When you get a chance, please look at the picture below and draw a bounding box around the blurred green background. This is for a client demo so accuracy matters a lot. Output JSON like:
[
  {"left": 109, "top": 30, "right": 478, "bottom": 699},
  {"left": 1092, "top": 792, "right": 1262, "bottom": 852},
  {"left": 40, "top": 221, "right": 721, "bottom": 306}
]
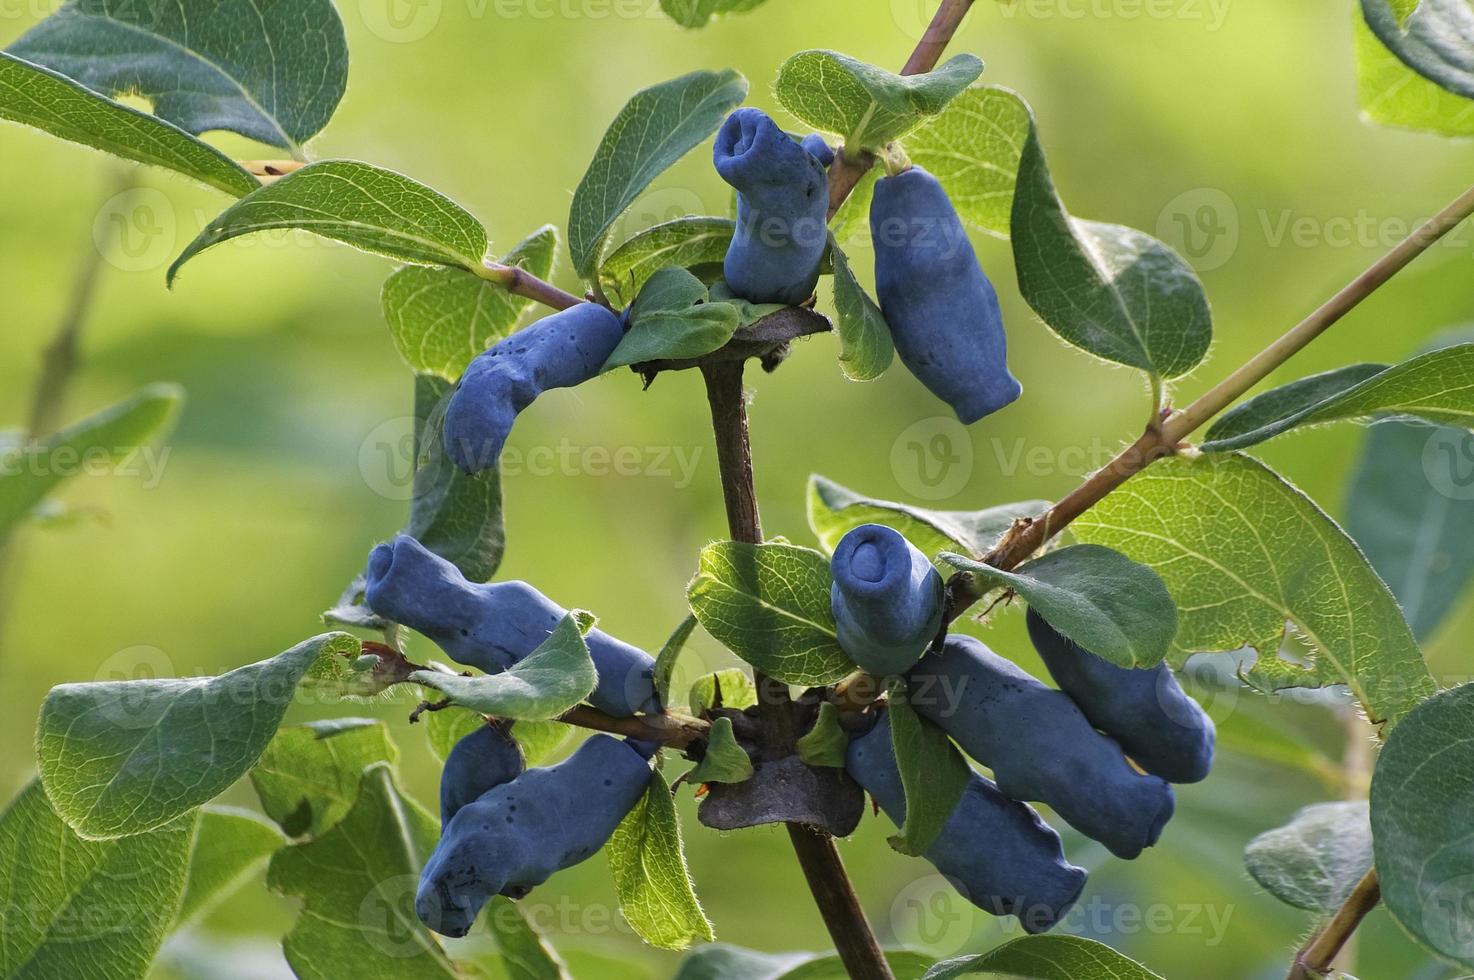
[{"left": 2, "top": 1, "right": 1472, "bottom": 977}]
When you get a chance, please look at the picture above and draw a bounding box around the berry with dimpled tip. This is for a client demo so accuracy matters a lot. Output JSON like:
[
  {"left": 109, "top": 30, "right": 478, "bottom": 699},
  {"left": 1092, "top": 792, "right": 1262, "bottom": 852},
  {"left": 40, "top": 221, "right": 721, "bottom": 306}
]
[{"left": 830, "top": 523, "right": 943, "bottom": 675}]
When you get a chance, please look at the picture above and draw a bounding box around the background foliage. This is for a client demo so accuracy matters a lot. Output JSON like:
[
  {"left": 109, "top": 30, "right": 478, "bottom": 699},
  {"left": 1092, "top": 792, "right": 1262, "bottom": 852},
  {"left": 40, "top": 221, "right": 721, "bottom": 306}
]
[{"left": 1, "top": 2, "right": 1472, "bottom": 977}]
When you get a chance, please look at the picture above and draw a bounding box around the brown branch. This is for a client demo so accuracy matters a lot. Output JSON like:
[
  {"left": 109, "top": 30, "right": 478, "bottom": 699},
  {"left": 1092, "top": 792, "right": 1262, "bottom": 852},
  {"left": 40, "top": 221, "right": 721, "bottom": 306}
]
[
  {"left": 479, "top": 260, "right": 588, "bottom": 311},
  {"left": 700, "top": 361, "right": 895, "bottom": 980},
  {"left": 938, "top": 177, "right": 1474, "bottom": 629},
  {"left": 559, "top": 704, "right": 710, "bottom": 748},
  {"left": 1285, "top": 870, "right": 1382, "bottom": 980}
]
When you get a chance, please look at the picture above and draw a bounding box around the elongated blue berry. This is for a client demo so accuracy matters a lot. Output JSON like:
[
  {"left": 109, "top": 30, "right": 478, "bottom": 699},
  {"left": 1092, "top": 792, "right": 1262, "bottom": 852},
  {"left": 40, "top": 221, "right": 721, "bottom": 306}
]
[
  {"left": 871, "top": 166, "right": 1021, "bottom": 424},
  {"left": 1026, "top": 609, "right": 1214, "bottom": 784},
  {"left": 417, "top": 734, "right": 652, "bottom": 937},
  {"left": 364, "top": 535, "right": 660, "bottom": 717},
  {"left": 846, "top": 712, "right": 1086, "bottom": 933},
  {"left": 440, "top": 721, "right": 525, "bottom": 829},
  {"left": 443, "top": 303, "right": 624, "bottom": 474},
  {"left": 830, "top": 524, "right": 943, "bottom": 675},
  {"left": 714, "top": 108, "right": 829, "bottom": 306},
  {"left": 908, "top": 634, "right": 1175, "bottom": 859}
]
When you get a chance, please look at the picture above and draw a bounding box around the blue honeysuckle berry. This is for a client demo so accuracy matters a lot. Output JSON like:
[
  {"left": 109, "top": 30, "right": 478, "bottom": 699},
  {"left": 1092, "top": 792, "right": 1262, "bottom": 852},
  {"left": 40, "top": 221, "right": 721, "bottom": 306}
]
[
  {"left": 830, "top": 523, "right": 944, "bottom": 676},
  {"left": 364, "top": 534, "right": 660, "bottom": 717},
  {"left": 845, "top": 710, "right": 1087, "bottom": 934},
  {"left": 870, "top": 166, "right": 1022, "bottom": 424},
  {"left": 416, "top": 733, "right": 654, "bottom": 938},
  {"left": 1026, "top": 609, "right": 1215, "bottom": 784},
  {"left": 439, "top": 720, "right": 525, "bottom": 830},
  {"left": 908, "top": 634, "right": 1175, "bottom": 860},
  {"left": 799, "top": 133, "right": 836, "bottom": 168},
  {"left": 714, "top": 107, "right": 830, "bottom": 306},
  {"left": 442, "top": 302, "right": 625, "bottom": 475}
]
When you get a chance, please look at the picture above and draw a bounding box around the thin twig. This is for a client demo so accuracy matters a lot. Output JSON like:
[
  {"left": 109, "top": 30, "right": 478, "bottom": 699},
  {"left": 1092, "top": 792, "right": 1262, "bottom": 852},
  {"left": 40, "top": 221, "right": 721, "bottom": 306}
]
[
  {"left": 938, "top": 177, "right": 1474, "bottom": 627},
  {"left": 478, "top": 259, "right": 588, "bottom": 311},
  {"left": 1285, "top": 869, "right": 1382, "bottom": 980}
]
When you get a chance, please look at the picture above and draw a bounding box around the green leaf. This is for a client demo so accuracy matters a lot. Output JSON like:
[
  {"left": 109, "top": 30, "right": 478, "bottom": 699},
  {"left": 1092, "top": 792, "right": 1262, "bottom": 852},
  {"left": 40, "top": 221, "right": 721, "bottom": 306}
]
[
  {"left": 422, "top": 703, "right": 487, "bottom": 762},
  {"left": 0, "top": 780, "right": 196, "bottom": 978},
  {"left": 9, "top": 0, "right": 347, "bottom": 150},
  {"left": 606, "top": 770, "right": 714, "bottom": 951},
  {"left": 659, "top": 0, "right": 770, "bottom": 28},
  {"left": 1371, "top": 682, "right": 1474, "bottom": 967},
  {"left": 829, "top": 244, "right": 894, "bottom": 381},
  {"left": 406, "top": 374, "right": 504, "bottom": 582},
  {"left": 37, "top": 631, "right": 359, "bottom": 839},
  {"left": 796, "top": 702, "right": 848, "bottom": 768},
  {"left": 0, "top": 383, "right": 182, "bottom": 538},
  {"left": 599, "top": 217, "right": 735, "bottom": 308},
  {"left": 0, "top": 53, "right": 257, "bottom": 196},
  {"left": 906, "top": 86, "right": 1030, "bottom": 238},
  {"left": 807, "top": 474, "right": 1046, "bottom": 559},
  {"left": 569, "top": 69, "right": 748, "bottom": 278},
  {"left": 774, "top": 51, "right": 984, "bottom": 151},
  {"left": 689, "top": 667, "right": 758, "bottom": 715},
  {"left": 168, "top": 160, "right": 489, "bottom": 284},
  {"left": 1012, "top": 112, "right": 1211, "bottom": 379},
  {"left": 1073, "top": 454, "right": 1436, "bottom": 726},
  {"left": 688, "top": 717, "right": 754, "bottom": 784},
  {"left": 485, "top": 895, "right": 570, "bottom": 980},
  {"left": 410, "top": 612, "right": 598, "bottom": 720},
  {"left": 687, "top": 540, "right": 852, "bottom": 686},
  {"left": 1394, "top": 0, "right": 1424, "bottom": 24},
  {"left": 176, "top": 806, "right": 286, "bottom": 926},
  {"left": 1362, "top": 0, "right": 1474, "bottom": 102},
  {"left": 887, "top": 682, "right": 970, "bottom": 856},
  {"left": 1204, "top": 345, "right": 1474, "bottom": 452},
  {"left": 654, "top": 614, "right": 700, "bottom": 705},
  {"left": 268, "top": 763, "right": 456, "bottom": 979},
  {"left": 250, "top": 718, "right": 399, "bottom": 839},
  {"left": 1346, "top": 417, "right": 1474, "bottom": 642},
  {"left": 940, "top": 544, "right": 1177, "bottom": 669},
  {"left": 605, "top": 267, "right": 742, "bottom": 369},
  {"left": 922, "top": 935, "right": 1163, "bottom": 980},
  {"left": 1244, "top": 801, "right": 1373, "bottom": 914},
  {"left": 384, "top": 226, "right": 558, "bottom": 380},
  {"left": 1356, "top": 12, "right": 1474, "bottom": 136},
  {"left": 510, "top": 720, "right": 574, "bottom": 766},
  {"left": 675, "top": 945, "right": 935, "bottom": 980}
]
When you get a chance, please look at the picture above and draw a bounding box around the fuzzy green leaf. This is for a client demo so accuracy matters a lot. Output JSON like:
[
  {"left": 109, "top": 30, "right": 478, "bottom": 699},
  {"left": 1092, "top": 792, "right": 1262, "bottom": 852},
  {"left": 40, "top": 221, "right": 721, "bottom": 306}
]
[
  {"left": 1362, "top": 0, "right": 1474, "bottom": 101},
  {"left": 485, "top": 895, "right": 570, "bottom": 980},
  {"left": 384, "top": 226, "right": 558, "bottom": 380},
  {"left": 940, "top": 544, "right": 1178, "bottom": 669},
  {"left": 599, "top": 217, "right": 734, "bottom": 308},
  {"left": 923, "top": 936, "right": 1163, "bottom": 980},
  {"left": 887, "top": 683, "right": 970, "bottom": 857},
  {"left": 654, "top": 614, "right": 700, "bottom": 705},
  {"left": 774, "top": 51, "right": 983, "bottom": 151},
  {"left": 569, "top": 69, "right": 748, "bottom": 278},
  {"left": 606, "top": 770, "right": 714, "bottom": 951},
  {"left": 250, "top": 718, "right": 399, "bottom": 839},
  {"left": 1074, "top": 454, "right": 1436, "bottom": 727},
  {"left": 1371, "top": 682, "right": 1474, "bottom": 968},
  {"left": 660, "top": 0, "right": 770, "bottom": 28},
  {"left": 37, "top": 632, "right": 359, "bottom": 839},
  {"left": 410, "top": 612, "right": 598, "bottom": 720},
  {"left": 829, "top": 244, "right": 893, "bottom": 381},
  {"left": 605, "top": 267, "right": 741, "bottom": 369},
  {"left": 687, "top": 717, "right": 754, "bottom": 784},
  {"left": 796, "top": 702, "right": 848, "bottom": 769},
  {"left": 1356, "top": 12, "right": 1474, "bottom": 136},
  {"left": 176, "top": 806, "right": 286, "bottom": 926},
  {"left": 0, "top": 53, "right": 257, "bottom": 196},
  {"left": 1204, "top": 345, "right": 1474, "bottom": 452},
  {"left": 1244, "top": 801, "right": 1373, "bottom": 914},
  {"left": 687, "top": 540, "right": 852, "bottom": 686},
  {"left": 906, "top": 85, "right": 1030, "bottom": 238},
  {"left": 688, "top": 668, "right": 758, "bottom": 715},
  {"left": 169, "top": 160, "right": 489, "bottom": 284}
]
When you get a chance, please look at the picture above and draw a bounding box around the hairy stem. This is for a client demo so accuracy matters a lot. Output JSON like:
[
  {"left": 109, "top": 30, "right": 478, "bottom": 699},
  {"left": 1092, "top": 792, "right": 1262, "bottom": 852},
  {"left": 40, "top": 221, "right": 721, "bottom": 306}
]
[
  {"left": 940, "top": 177, "right": 1474, "bottom": 623},
  {"left": 1285, "top": 869, "right": 1382, "bottom": 980},
  {"left": 700, "top": 360, "right": 895, "bottom": 980},
  {"left": 477, "top": 260, "right": 588, "bottom": 311}
]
